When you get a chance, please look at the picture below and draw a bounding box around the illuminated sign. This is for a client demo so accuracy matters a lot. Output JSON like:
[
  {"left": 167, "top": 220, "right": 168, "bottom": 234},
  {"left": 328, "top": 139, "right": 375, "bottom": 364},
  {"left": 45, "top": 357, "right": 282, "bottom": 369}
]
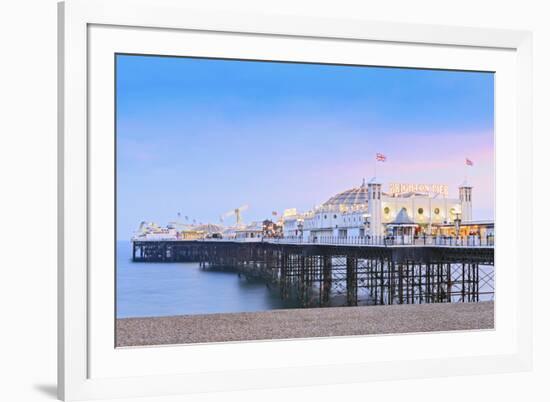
[
  {"left": 283, "top": 208, "right": 298, "bottom": 217},
  {"left": 388, "top": 183, "right": 449, "bottom": 197}
]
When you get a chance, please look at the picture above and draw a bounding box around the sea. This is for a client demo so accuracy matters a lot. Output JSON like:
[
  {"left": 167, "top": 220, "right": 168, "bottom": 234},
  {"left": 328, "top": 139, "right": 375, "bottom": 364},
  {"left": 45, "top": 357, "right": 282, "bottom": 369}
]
[{"left": 116, "top": 241, "right": 301, "bottom": 318}]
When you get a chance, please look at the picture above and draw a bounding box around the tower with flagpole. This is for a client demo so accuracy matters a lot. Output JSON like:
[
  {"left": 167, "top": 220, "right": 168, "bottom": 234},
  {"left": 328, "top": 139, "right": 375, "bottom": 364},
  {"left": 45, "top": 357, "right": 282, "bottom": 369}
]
[
  {"left": 367, "top": 152, "right": 386, "bottom": 237},
  {"left": 459, "top": 158, "right": 474, "bottom": 222},
  {"left": 367, "top": 177, "right": 383, "bottom": 237}
]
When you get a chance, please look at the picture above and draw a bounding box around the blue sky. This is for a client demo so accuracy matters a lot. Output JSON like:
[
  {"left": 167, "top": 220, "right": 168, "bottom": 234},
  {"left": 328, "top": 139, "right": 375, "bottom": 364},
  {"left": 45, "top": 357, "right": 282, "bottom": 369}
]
[{"left": 116, "top": 54, "right": 494, "bottom": 240}]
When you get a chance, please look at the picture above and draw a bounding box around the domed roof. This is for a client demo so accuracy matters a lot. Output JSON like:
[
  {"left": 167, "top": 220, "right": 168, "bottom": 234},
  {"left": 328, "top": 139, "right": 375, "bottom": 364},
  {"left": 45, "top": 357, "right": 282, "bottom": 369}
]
[{"left": 323, "top": 180, "right": 369, "bottom": 207}]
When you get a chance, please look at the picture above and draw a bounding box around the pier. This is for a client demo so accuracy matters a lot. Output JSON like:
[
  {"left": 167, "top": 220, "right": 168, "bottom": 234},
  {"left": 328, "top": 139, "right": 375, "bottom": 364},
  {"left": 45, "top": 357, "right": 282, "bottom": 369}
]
[{"left": 131, "top": 239, "right": 494, "bottom": 307}]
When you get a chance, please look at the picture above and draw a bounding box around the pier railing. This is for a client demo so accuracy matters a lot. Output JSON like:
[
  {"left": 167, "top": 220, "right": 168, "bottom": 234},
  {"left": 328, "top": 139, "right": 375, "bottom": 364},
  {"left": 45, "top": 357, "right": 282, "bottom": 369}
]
[
  {"left": 266, "top": 234, "right": 494, "bottom": 247},
  {"left": 134, "top": 234, "right": 495, "bottom": 247}
]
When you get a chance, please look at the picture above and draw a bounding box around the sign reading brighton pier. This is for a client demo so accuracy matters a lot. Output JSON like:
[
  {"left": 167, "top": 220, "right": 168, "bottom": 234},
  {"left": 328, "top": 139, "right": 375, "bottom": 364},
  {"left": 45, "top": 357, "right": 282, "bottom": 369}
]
[{"left": 388, "top": 183, "right": 449, "bottom": 197}]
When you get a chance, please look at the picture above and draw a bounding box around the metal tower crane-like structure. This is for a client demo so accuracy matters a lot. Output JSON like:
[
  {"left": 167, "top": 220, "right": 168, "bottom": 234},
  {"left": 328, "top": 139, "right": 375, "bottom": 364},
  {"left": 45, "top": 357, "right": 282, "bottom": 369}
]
[{"left": 220, "top": 205, "right": 249, "bottom": 227}]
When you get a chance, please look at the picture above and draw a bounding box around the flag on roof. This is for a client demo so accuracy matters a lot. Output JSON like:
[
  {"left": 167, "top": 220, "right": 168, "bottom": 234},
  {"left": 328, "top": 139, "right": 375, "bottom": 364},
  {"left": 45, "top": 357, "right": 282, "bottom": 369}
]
[
  {"left": 376, "top": 153, "right": 387, "bottom": 162},
  {"left": 466, "top": 158, "right": 474, "bottom": 166}
]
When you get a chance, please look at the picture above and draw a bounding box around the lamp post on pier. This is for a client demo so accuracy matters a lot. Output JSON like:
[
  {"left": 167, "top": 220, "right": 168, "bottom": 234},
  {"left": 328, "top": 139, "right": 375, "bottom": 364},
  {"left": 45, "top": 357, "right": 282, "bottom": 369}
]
[{"left": 454, "top": 212, "right": 462, "bottom": 245}]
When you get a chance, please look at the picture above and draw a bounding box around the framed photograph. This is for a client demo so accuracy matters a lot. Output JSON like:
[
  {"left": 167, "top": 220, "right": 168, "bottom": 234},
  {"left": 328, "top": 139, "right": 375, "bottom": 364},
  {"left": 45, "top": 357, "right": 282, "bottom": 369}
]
[{"left": 58, "top": 0, "right": 533, "bottom": 400}]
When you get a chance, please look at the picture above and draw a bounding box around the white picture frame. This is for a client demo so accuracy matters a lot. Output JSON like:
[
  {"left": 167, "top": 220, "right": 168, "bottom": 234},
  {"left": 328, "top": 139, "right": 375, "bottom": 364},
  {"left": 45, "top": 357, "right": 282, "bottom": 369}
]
[{"left": 58, "top": 0, "right": 533, "bottom": 400}]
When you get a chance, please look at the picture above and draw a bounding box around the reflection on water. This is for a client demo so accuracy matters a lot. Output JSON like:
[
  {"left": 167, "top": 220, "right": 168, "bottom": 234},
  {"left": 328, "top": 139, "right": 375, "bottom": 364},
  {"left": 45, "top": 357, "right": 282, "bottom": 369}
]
[{"left": 116, "top": 241, "right": 300, "bottom": 318}]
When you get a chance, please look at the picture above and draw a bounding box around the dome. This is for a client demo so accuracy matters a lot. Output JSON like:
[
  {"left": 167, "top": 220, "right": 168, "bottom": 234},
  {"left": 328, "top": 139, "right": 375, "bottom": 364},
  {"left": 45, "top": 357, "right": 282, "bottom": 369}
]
[{"left": 322, "top": 180, "right": 369, "bottom": 207}]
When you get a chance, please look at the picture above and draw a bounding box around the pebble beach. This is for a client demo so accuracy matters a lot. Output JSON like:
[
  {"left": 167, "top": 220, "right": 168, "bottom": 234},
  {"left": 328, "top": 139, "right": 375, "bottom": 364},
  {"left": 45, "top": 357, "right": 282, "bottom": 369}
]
[{"left": 116, "top": 301, "right": 494, "bottom": 347}]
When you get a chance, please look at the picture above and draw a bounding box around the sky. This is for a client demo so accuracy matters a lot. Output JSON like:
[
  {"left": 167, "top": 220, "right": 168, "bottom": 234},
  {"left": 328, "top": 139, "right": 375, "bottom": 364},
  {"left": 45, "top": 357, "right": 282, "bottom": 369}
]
[{"left": 116, "top": 54, "right": 494, "bottom": 240}]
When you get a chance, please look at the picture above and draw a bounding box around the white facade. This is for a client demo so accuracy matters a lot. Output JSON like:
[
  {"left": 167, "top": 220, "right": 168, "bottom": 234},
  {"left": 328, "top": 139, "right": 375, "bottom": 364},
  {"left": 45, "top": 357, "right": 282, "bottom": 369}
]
[
  {"left": 301, "top": 207, "right": 369, "bottom": 240},
  {"left": 282, "top": 215, "right": 302, "bottom": 238},
  {"left": 283, "top": 179, "right": 471, "bottom": 240},
  {"left": 234, "top": 222, "right": 263, "bottom": 239},
  {"left": 133, "top": 222, "right": 178, "bottom": 240}
]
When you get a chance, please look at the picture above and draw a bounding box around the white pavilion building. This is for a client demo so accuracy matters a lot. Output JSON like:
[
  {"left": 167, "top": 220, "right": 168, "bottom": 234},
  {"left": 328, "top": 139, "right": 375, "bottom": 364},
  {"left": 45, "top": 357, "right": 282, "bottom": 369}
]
[{"left": 282, "top": 178, "right": 481, "bottom": 242}]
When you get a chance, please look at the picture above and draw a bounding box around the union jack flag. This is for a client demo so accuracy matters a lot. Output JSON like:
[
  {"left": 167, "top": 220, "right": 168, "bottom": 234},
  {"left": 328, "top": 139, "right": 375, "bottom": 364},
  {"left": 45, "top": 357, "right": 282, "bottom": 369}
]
[
  {"left": 376, "top": 153, "right": 387, "bottom": 162},
  {"left": 465, "top": 158, "right": 474, "bottom": 166}
]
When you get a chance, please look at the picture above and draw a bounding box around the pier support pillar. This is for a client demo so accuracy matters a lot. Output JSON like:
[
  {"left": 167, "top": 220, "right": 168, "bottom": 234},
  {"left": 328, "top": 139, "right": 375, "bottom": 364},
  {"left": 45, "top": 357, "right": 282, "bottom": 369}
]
[
  {"left": 346, "top": 256, "right": 358, "bottom": 306},
  {"left": 321, "top": 255, "right": 332, "bottom": 306}
]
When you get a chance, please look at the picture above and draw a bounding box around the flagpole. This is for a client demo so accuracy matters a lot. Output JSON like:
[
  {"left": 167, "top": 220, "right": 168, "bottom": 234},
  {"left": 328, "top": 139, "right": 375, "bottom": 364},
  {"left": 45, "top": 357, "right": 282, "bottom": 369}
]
[{"left": 464, "top": 158, "right": 473, "bottom": 183}]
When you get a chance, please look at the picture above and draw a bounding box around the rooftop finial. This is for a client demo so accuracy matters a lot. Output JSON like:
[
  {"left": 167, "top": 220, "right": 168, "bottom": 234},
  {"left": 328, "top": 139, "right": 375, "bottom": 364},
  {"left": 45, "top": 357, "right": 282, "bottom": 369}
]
[{"left": 361, "top": 177, "right": 366, "bottom": 187}]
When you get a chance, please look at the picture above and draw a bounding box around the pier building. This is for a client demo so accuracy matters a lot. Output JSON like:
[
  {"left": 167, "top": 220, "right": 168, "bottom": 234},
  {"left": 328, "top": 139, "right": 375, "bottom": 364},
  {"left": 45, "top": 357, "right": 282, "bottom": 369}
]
[
  {"left": 132, "top": 178, "right": 492, "bottom": 246},
  {"left": 282, "top": 178, "right": 480, "bottom": 242},
  {"left": 234, "top": 222, "right": 263, "bottom": 240}
]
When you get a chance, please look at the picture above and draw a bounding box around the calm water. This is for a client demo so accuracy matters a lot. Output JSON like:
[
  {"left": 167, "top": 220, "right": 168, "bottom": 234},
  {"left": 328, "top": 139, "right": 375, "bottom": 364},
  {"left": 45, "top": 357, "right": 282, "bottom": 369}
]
[{"left": 116, "top": 241, "right": 301, "bottom": 318}]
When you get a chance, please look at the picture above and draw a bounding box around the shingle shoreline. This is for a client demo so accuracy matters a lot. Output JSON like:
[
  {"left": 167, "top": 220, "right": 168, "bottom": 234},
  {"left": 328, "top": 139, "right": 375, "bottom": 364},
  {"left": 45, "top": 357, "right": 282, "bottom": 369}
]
[{"left": 116, "top": 301, "right": 494, "bottom": 347}]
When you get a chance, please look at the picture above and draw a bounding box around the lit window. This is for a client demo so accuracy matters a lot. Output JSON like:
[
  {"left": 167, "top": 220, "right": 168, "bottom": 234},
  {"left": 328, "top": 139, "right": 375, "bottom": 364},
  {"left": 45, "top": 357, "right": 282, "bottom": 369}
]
[
  {"left": 384, "top": 207, "right": 390, "bottom": 214},
  {"left": 434, "top": 208, "right": 440, "bottom": 215}
]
